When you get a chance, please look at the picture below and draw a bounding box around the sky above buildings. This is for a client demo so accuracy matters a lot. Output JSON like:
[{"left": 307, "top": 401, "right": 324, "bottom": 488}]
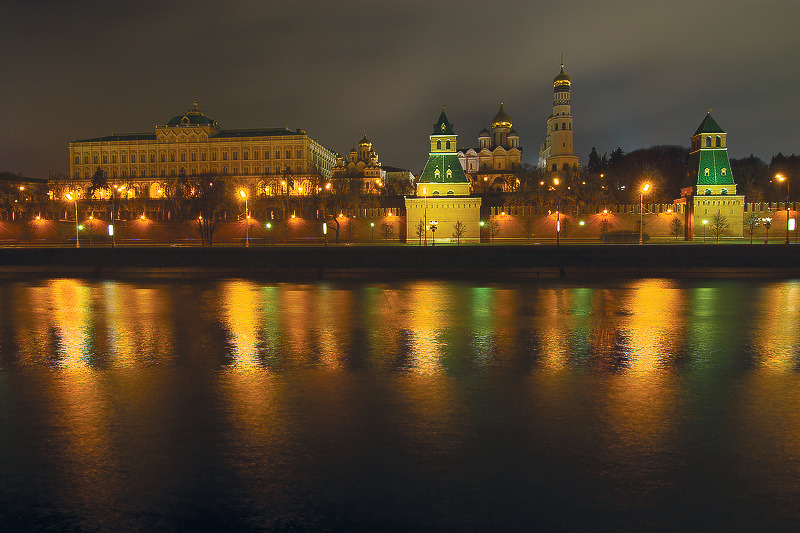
[{"left": 1, "top": 0, "right": 798, "bottom": 178}]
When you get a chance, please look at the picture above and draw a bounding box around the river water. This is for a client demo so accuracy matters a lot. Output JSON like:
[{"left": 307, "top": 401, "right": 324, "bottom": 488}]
[{"left": 1, "top": 278, "right": 800, "bottom": 531}]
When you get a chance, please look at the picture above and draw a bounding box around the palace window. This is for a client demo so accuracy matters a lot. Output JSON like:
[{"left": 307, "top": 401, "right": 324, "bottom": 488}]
[
  {"left": 296, "top": 149, "right": 302, "bottom": 158},
  {"left": 121, "top": 154, "right": 126, "bottom": 163},
  {"left": 253, "top": 149, "right": 259, "bottom": 159},
  {"left": 275, "top": 149, "right": 280, "bottom": 159},
  {"left": 191, "top": 152, "right": 196, "bottom": 162},
  {"left": 170, "top": 152, "right": 176, "bottom": 162},
  {"left": 222, "top": 151, "right": 228, "bottom": 161},
  {"left": 232, "top": 150, "right": 238, "bottom": 160},
  {"left": 243, "top": 150, "right": 249, "bottom": 160},
  {"left": 285, "top": 149, "right": 291, "bottom": 159},
  {"left": 180, "top": 152, "right": 186, "bottom": 162},
  {"left": 265, "top": 149, "right": 269, "bottom": 159},
  {"left": 74, "top": 155, "right": 80, "bottom": 165},
  {"left": 149, "top": 153, "right": 154, "bottom": 163},
  {"left": 93, "top": 154, "right": 99, "bottom": 164},
  {"left": 103, "top": 155, "right": 107, "bottom": 164},
  {"left": 84, "top": 154, "right": 89, "bottom": 164},
  {"left": 161, "top": 153, "right": 165, "bottom": 162},
  {"left": 212, "top": 151, "right": 217, "bottom": 161},
  {"left": 201, "top": 151, "right": 207, "bottom": 161}
]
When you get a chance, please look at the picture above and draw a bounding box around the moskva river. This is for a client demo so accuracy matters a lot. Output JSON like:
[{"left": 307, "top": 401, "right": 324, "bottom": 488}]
[{"left": 1, "top": 278, "right": 800, "bottom": 531}]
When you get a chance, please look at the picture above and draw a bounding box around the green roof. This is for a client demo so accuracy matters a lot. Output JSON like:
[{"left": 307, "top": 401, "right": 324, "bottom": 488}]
[
  {"left": 688, "top": 149, "right": 734, "bottom": 187},
  {"left": 693, "top": 113, "right": 725, "bottom": 136},
  {"left": 73, "top": 133, "right": 156, "bottom": 143},
  {"left": 418, "top": 154, "right": 469, "bottom": 184},
  {"left": 432, "top": 107, "right": 455, "bottom": 135}
]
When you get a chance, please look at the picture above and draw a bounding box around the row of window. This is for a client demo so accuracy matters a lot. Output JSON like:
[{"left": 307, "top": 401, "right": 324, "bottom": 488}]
[
  {"left": 693, "top": 135, "right": 724, "bottom": 150},
  {"left": 75, "top": 163, "right": 306, "bottom": 179},
  {"left": 553, "top": 122, "right": 572, "bottom": 132},
  {"left": 703, "top": 167, "right": 727, "bottom": 176},
  {"left": 74, "top": 147, "right": 307, "bottom": 166}
]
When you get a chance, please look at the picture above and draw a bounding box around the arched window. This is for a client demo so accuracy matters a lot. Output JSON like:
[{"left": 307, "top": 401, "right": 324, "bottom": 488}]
[
  {"left": 170, "top": 152, "right": 176, "bottom": 162},
  {"left": 554, "top": 124, "right": 558, "bottom": 131},
  {"left": 716, "top": 136, "right": 721, "bottom": 147},
  {"left": 447, "top": 190, "right": 455, "bottom": 196},
  {"left": 705, "top": 189, "right": 712, "bottom": 195},
  {"left": 243, "top": 150, "right": 249, "bottom": 160},
  {"left": 435, "top": 169, "right": 440, "bottom": 180},
  {"left": 446, "top": 169, "right": 452, "bottom": 180},
  {"left": 562, "top": 122, "right": 566, "bottom": 130},
  {"left": 704, "top": 168, "right": 710, "bottom": 176},
  {"left": 446, "top": 140, "right": 451, "bottom": 150},
  {"left": 721, "top": 188, "right": 728, "bottom": 195},
  {"left": 232, "top": 150, "right": 238, "bottom": 160},
  {"left": 285, "top": 149, "right": 291, "bottom": 159},
  {"left": 437, "top": 140, "right": 441, "bottom": 150},
  {"left": 432, "top": 191, "right": 440, "bottom": 196},
  {"left": 706, "top": 137, "right": 711, "bottom": 147},
  {"left": 721, "top": 168, "right": 727, "bottom": 176}
]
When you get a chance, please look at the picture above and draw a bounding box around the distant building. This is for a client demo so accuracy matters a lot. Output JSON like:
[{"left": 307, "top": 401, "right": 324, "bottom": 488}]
[
  {"left": 405, "top": 107, "right": 481, "bottom": 244},
  {"left": 331, "top": 135, "right": 385, "bottom": 194},
  {"left": 680, "top": 112, "right": 744, "bottom": 239},
  {"left": 66, "top": 100, "right": 336, "bottom": 200},
  {"left": 457, "top": 103, "right": 523, "bottom": 193},
  {"left": 539, "top": 62, "right": 579, "bottom": 174}
]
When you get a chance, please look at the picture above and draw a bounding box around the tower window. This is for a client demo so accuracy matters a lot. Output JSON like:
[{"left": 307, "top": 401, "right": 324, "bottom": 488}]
[
  {"left": 446, "top": 140, "right": 451, "bottom": 150},
  {"left": 554, "top": 124, "right": 558, "bottom": 131},
  {"left": 437, "top": 140, "right": 441, "bottom": 149},
  {"left": 706, "top": 137, "right": 711, "bottom": 147},
  {"left": 721, "top": 168, "right": 727, "bottom": 176},
  {"left": 446, "top": 169, "right": 452, "bottom": 180},
  {"left": 704, "top": 168, "right": 710, "bottom": 176},
  {"left": 435, "top": 169, "right": 440, "bottom": 180},
  {"left": 562, "top": 122, "right": 566, "bottom": 129},
  {"left": 716, "top": 136, "right": 721, "bottom": 147}
]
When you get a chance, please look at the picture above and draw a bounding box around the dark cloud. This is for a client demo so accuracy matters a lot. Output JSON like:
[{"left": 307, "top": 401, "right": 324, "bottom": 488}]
[{"left": 1, "top": 0, "right": 798, "bottom": 177}]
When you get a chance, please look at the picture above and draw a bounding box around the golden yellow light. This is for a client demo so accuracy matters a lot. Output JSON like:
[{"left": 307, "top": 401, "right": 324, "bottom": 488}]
[
  {"left": 642, "top": 183, "right": 651, "bottom": 193},
  {"left": 553, "top": 178, "right": 560, "bottom": 186},
  {"left": 239, "top": 190, "right": 246, "bottom": 198},
  {"left": 776, "top": 174, "right": 785, "bottom": 183}
]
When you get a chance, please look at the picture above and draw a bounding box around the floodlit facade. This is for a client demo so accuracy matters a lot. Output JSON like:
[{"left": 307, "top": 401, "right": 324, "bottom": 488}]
[
  {"left": 405, "top": 107, "right": 481, "bottom": 244},
  {"left": 680, "top": 112, "right": 744, "bottom": 239},
  {"left": 539, "top": 62, "right": 579, "bottom": 174},
  {"left": 331, "top": 135, "right": 384, "bottom": 193},
  {"left": 457, "top": 103, "right": 523, "bottom": 193},
  {"left": 66, "top": 100, "right": 337, "bottom": 199}
]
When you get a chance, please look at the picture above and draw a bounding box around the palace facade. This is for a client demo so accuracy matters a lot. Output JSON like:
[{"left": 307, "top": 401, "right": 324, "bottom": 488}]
[
  {"left": 457, "top": 103, "right": 523, "bottom": 193},
  {"left": 66, "top": 100, "right": 337, "bottom": 200}
]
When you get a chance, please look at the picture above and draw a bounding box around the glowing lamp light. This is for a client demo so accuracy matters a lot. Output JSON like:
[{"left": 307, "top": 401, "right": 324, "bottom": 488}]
[
  {"left": 239, "top": 190, "right": 246, "bottom": 198},
  {"left": 501, "top": 212, "right": 506, "bottom": 216},
  {"left": 789, "top": 219, "right": 796, "bottom": 231},
  {"left": 643, "top": 183, "right": 651, "bottom": 193},
  {"left": 77, "top": 225, "right": 84, "bottom": 230},
  {"left": 702, "top": 219, "right": 708, "bottom": 225},
  {"left": 579, "top": 220, "right": 585, "bottom": 226},
  {"left": 480, "top": 221, "right": 485, "bottom": 227},
  {"left": 140, "top": 214, "right": 146, "bottom": 220},
  {"left": 266, "top": 222, "right": 272, "bottom": 229},
  {"left": 603, "top": 209, "right": 608, "bottom": 214}
]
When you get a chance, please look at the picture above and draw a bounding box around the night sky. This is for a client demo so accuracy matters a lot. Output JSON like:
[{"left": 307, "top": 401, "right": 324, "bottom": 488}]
[{"left": 2, "top": 0, "right": 798, "bottom": 178}]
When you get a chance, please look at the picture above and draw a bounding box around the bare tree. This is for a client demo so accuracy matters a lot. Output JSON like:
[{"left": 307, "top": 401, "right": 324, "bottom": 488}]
[
  {"left": 711, "top": 212, "right": 729, "bottom": 244},
  {"left": 415, "top": 220, "right": 425, "bottom": 245},
  {"left": 488, "top": 219, "right": 500, "bottom": 242},
  {"left": 452, "top": 220, "right": 466, "bottom": 245},
  {"left": 746, "top": 211, "right": 761, "bottom": 244},
  {"left": 380, "top": 222, "right": 394, "bottom": 241},
  {"left": 523, "top": 217, "right": 535, "bottom": 243},
  {"left": 599, "top": 219, "right": 613, "bottom": 243},
  {"left": 184, "top": 174, "right": 229, "bottom": 245},
  {"left": 670, "top": 217, "right": 683, "bottom": 242}
]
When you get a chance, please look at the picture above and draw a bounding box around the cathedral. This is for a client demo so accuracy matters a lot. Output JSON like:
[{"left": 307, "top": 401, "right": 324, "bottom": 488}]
[
  {"left": 539, "top": 62, "right": 580, "bottom": 173},
  {"left": 457, "top": 103, "right": 523, "bottom": 193},
  {"left": 331, "top": 135, "right": 384, "bottom": 194}
]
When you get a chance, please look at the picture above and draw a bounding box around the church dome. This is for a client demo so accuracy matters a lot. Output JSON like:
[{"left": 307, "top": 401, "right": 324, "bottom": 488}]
[
  {"left": 508, "top": 129, "right": 519, "bottom": 137},
  {"left": 491, "top": 103, "right": 513, "bottom": 128},
  {"left": 167, "top": 100, "right": 216, "bottom": 126},
  {"left": 349, "top": 146, "right": 358, "bottom": 154},
  {"left": 554, "top": 64, "right": 571, "bottom": 86},
  {"left": 479, "top": 127, "right": 490, "bottom": 138},
  {"left": 359, "top": 134, "right": 371, "bottom": 145}
]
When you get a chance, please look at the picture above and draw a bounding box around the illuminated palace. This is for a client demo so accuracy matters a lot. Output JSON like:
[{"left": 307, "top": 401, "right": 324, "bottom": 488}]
[
  {"left": 67, "top": 100, "right": 337, "bottom": 199},
  {"left": 405, "top": 107, "right": 481, "bottom": 243},
  {"left": 457, "top": 103, "right": 523, "bottom": 193},
  {"left": 680, "top": 112, "right": 744, "bottom": 239},
  {"left": 538, "top": 62, "right": 580, "bottom": 173}
]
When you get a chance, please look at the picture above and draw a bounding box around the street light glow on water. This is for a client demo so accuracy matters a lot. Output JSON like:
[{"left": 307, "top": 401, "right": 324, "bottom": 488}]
[{"left": 2, "top": 278, "right": 800, "bottom": 530}]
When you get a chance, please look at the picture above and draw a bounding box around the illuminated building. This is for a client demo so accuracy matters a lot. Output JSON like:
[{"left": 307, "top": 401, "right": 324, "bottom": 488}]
[
  {"left": 331, "top": 135, "right": 384, "bottom": 194},
  {"left": 538, "top": 61, "right": 580, "bottom": 174},
  {"left": 405, "top": 107, "right": 481, "bottom": 243},
  {"left": 457, "top": 103, "right": 523, "bottom": 193},
  {"left": 680, "top": 112, "right": 744, "bottom": 239},
  {"left": 66, "top": 100, "right": 337, "bottom": 199}
]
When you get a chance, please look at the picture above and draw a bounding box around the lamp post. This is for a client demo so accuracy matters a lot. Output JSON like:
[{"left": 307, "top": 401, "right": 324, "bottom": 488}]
[
  {"left": 579, "top": 220, "right": 585, "bottom": 243},
  {"left": 422, "top": 186, "right": 428, "bottom": 246},
  {"left": 429, "top": 220, "right": 438, "bottom": 246},
  {"left": 553, "top": 178, "right": 561, "bottom": 246},
  {"left": 702, "top": 219, "right": 708, "bottom": 243},
  {"left": 239, "top": 189, "right": 249, "bottom": 247},
  {"left": 370, "top": 222, "right": 375, "bottom": 244},
  {"left": 762, "top": 217, "right": 772, "bottom": 244},
  {"left": 776, "top": 174, "right": 790, "bottom": 245},
  {"left": 66, "top": 193, "right": 79, "bottom": 248},
  {"left": 639, "top": 183, "right": 651, "bottom": 245}
]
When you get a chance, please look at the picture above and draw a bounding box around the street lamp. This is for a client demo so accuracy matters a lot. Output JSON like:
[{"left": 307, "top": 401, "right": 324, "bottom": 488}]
[
  {"left": 776, "top": 174, "right": 790, "bottom": 244},
  {"left": 762, "top": 217, "right": 772, "bottom": 244},
  {"left": 579, "top": 220, "right": 585, "bottom": 243},
  {"left": 422, "top": 186, "right": 428, "bottom": 246},
  {"left": 239, "top": 189, "right": 249, "bottom": 247},
  {"left": 639, "top": 182, "right": 651, "bottom": 245},
  {"left": 702, "top": 219, "right": 708, "bottom": 243},
  {"left": 65, "top": 192, "right": 79, "bottom": 248},
  {"left": 429, "top": 220, "right": 438, "bottom": 246},
  {"left": 553, "top": 178, "right": 561, "bottom": 246},
  {"left": 370, "top": 222, "right": 375, "bottom": 244}
]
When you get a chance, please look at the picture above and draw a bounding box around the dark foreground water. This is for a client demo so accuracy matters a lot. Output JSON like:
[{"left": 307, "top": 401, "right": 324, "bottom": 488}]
[{"left": 1, "top": 278, "right": 800, "bottom": 531}]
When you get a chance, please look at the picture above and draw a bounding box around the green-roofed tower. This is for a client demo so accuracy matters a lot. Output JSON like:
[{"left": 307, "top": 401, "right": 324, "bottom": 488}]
[
  {"left": 405, "top": 106, "right": 481, "bottom": 244},
  {"left": 680, "top": 111, "right": 744, "bottom": 240},
  {"left": 415, "top": 106, "right": 470, "bottom": 196}
]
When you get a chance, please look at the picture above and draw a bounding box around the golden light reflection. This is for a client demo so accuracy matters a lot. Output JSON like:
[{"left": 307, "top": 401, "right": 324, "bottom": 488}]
[
  {"left": 222, "top": 280, "right": 263, "bottom": 370},
  {"left": 49, "top": 279, "right": 93, "bottom": 369},
  {"left": 624, "top": 279, "right": 685, "bottom": 374},
  {"left": 405, "top": 282, "right": 453, "bottom": 374},
  {"left": 751, "top": 281, "right": 800, "bottom": 372}
]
